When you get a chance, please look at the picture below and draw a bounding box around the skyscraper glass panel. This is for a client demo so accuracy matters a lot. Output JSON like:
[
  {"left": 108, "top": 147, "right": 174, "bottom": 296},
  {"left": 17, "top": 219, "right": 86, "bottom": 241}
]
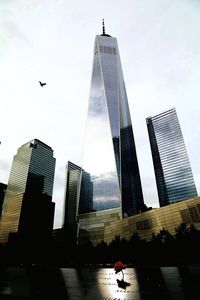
[
  {"left": 63, "top": 161, "right": 82, "bottom": 229},
  {"left": 146, "top": 108, "right": 197, "bottom": 207},
  {"left": 0, "top": 139, "right": 56, "bottom": 243},
  {"left": 80, "top": 23, "right": 144, "bottom": 217},
  {"left": 4, "top": 139, "right": 55, "bottom": 201}
]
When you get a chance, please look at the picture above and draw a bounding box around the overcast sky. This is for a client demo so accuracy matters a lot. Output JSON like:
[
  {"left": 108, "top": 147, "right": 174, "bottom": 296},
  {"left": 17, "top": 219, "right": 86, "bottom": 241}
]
[{"left": 1, "top": 0, "right": 200, "bottom": 228}]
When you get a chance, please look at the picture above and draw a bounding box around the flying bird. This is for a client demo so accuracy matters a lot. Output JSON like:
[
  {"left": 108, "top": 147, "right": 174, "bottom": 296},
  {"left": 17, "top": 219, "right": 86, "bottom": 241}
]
[{"left": 39, "top": 81, "right": 46, "bottom": 87}]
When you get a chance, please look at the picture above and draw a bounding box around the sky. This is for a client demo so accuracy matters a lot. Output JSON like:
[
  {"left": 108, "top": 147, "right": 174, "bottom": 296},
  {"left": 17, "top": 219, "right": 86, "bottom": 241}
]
[{"left": 1, "top": 0, "right": 200, "bottom": 228}]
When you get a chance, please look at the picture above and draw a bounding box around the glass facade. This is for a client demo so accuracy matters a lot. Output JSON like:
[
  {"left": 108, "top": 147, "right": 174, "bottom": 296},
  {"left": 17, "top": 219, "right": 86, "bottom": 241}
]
[
  {"left": 0, "top": 139, "right": 56, "bottom": 243},
  {"left": 4, "top": 139, "right": 55, "bottom": 202},
  {"left": 63, "top": 161, "right": 94, "bottom": 243},
  {"left": 146, "top": 108, "right": 197, "bottom": 207},
  {"left": 63, "top": 161, "right": 81, "bottom": 229},
  {"left": 80, "top": 31, "right": 144, "bottom": 217}
]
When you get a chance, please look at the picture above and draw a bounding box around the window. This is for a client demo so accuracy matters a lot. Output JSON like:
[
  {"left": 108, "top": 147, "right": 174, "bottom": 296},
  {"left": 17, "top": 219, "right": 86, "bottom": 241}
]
[
  {"left": 180, "top": 209, "right": 191, "bottom": 223},
  {"left": 99, "top": 46, "right": 116, "bottom": 55},
  {"left": 136, "top": 219, "right": 151, "bottom": 230},
  {"left": 189, "top": 206, "right": 200, "bottom": 222},
  {"left": 180, "top": 206, "right": 200, "bottom": 223}
]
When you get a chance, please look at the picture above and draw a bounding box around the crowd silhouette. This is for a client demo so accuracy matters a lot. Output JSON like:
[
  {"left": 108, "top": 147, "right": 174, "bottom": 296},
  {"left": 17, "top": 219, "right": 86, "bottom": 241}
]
[{"left": 0, "top": 223, "right": 200, "bottom": 267}]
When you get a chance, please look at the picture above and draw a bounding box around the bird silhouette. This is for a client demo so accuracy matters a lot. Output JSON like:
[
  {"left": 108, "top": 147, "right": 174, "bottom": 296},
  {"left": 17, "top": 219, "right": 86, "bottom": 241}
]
[{"left": 39, "top": 81, "right": 46, "bottom": 87}]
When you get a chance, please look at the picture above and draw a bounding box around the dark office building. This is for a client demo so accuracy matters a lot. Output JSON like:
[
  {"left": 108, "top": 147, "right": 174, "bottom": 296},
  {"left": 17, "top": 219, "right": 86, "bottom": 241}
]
[
  {"left": 80, "top": 21, "right": 144, "bottom": 217},
  {"left": 17, "top": 173, "right": 55, "bottom": 245},
  {"left": 0, "top": 139, "right": 56, "bottom": 244},
  {"left": 0, "top": 183, "right": 7, "bottom": 217},
  {"left": 146, "top": 108, "right": 197, "bottom": 207},
  {"left": 63, "top": 161, "right": 94, "bottom": 246},
  {"left": 63, "top": 161, "right": 82, "bottom": 246}
]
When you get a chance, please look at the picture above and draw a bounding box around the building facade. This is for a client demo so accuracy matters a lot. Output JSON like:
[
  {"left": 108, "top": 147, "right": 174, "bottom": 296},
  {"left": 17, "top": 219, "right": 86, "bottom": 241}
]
[
  {"left": 63, "top": 161, "right": 82, "bottom": 245},
  {"left": 80, "top": 22, "right": 144, "bottom": 217},
  {"left": 78, "top": 197, "right": 200, "bottom": 245},
  {"left": 0, "top": 139, "right": 56, "bottom": 243},
  {"left": 146, "top": 108, "right": 197, "bottom": 207}
]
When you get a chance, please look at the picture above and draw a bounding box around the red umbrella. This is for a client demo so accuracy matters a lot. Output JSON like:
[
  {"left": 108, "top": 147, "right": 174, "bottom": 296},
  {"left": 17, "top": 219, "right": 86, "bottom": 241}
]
[{"left": 114, "top": 261, "right": 127, "bottom": 274}]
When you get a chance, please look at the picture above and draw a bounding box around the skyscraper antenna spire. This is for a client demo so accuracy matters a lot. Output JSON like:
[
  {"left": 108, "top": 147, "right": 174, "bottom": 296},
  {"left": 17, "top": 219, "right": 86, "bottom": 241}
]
[
  {"left": 101, "top": 19, "right": 111, "bottom": 37},
  {"left": 102, "top": 19, "right": 105, "bottom": 35}
]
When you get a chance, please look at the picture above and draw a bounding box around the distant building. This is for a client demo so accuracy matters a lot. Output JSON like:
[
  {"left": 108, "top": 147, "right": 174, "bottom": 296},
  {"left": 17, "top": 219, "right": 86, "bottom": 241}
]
[
  {"left": 0, "top": 139, "right": 56, "bottom": 244},
  {"left": 63, "top": 161, "right": 82, "bottom": 246},
  {"left": 0, "top": 183, "right": 7, "bottom": 217},
  {"left": 146, "top": 108, "right": 197, "bottom": 207},
  {"left": 80, "top": 21, "right": 144, "bottom": 217},
  {"left": 63, "top": 161, "right": 94, "bottom": 245}
]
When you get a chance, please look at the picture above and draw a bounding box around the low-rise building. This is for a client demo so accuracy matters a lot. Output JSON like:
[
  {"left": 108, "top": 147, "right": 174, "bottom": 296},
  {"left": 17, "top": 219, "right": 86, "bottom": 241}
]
[{"left": 78, "top": 197, "right": 200, "bottom": 245}]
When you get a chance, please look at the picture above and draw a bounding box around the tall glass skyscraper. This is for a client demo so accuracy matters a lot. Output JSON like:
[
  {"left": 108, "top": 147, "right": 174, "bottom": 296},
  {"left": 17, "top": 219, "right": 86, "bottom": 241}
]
[
  {"left": 0, "top": 139, "right": 56, "bottom": 243},
  {"left": 80, "top": 22, "right": 144, "bottom": 217},
  {"left": 146, "top": 108, "right": 197, "bottom": 207},
  {"left": 5, "top": 139, "right": 55, "bottom": 199},
  {"left": 63, "top": 161, "right": 81, "bottom": 235}
]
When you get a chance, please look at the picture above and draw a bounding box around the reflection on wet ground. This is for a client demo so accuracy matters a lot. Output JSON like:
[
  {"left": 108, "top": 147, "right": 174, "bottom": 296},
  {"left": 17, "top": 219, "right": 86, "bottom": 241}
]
[{"left": 0, "top": 265, "right": 200, "bottom": 299}]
